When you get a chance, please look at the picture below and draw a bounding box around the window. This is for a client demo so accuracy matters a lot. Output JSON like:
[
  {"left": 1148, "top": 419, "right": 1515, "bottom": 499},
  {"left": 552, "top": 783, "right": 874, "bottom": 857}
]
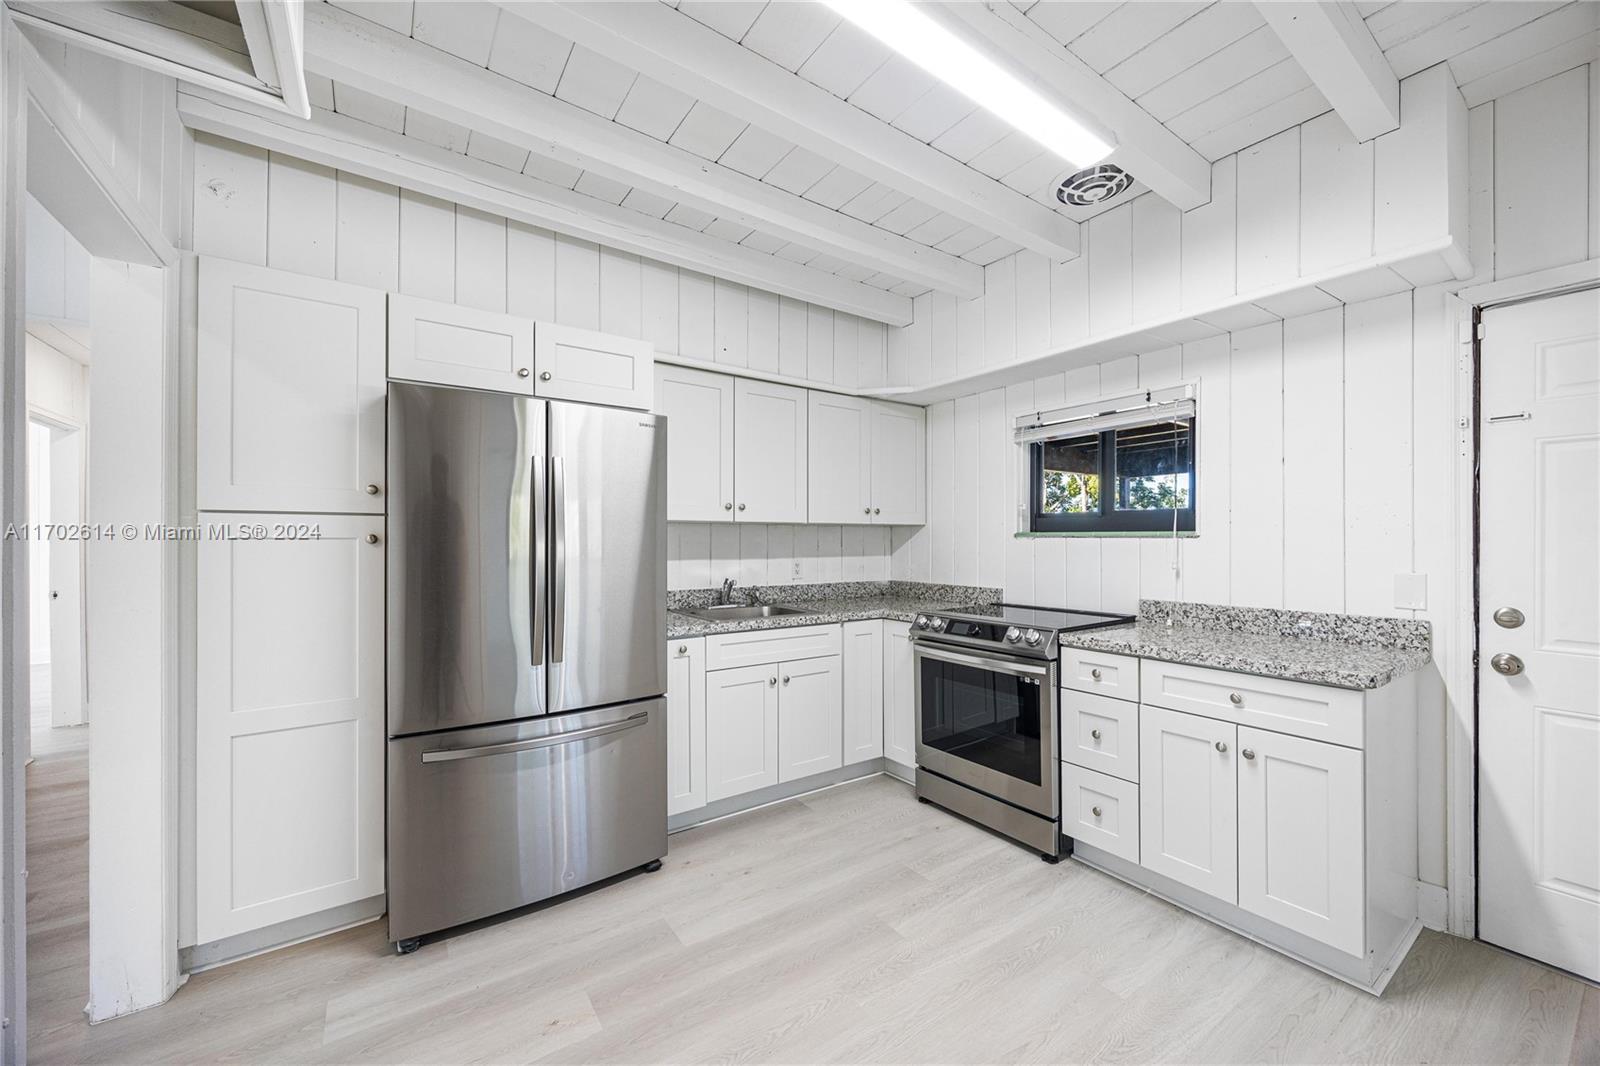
[{"left": 1029, "top": 415, "right": 1195, "bottom": 534}]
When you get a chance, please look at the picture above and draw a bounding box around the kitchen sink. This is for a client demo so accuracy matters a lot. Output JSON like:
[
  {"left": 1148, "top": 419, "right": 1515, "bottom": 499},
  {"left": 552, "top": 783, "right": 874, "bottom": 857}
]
[{"left": 676, "top": 603, "right": 814, "bottom": 621}]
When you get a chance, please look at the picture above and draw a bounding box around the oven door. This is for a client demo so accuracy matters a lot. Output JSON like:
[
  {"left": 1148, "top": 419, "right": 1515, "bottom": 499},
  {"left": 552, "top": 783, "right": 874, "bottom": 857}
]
[{"left": 914, "top": 642, "right": 1057, "bottom": 817}]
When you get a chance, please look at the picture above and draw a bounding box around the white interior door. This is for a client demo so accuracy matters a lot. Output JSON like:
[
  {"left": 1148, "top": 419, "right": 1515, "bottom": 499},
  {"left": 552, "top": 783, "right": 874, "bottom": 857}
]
[
  {"left": 46, "top": 425, "right": 84, "bottom": 725},
  {"left": 1478, "top": 287, "right": 1600, "bottom": 981}
]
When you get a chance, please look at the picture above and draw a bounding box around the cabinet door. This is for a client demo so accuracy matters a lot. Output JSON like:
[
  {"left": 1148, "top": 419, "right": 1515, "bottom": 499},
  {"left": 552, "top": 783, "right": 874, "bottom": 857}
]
[
  {"left": 1139, "top": 705, "right": 1237, "bottom": 903},
  {"left": 535, "top": 322, "right": 654, "bottom": 410},
  {"left": 733, "top": 378, "right": 807, "bottom": 522},
  {"left": 198, "top": 258, "right": 386, "bottom": 513},
  {"left": 842, "top": 621, "right": 884, "bottom": 763},
  {"left": 1238, "top": 727, "right": 1366, "bottom": 956},
  {"left": 870, "top": 401, "right": 926, "bottom": 524},
  {"left": 655, "top": 364, "right": 735, "bottom": 522},
  {"left": 387, "top": 292, "right": 534, "bottom": 393},
  {"left": 778, "top": 655, "right": 843, "bottom": 782},
  {"left": 882, "top": 621, "right": 916, "bottom": 768},
  {"left": 706, "top": 664, "right": 780, "bottom": 801},
  {"left": 196, "top": 513, "right": 385, "bottom": 942},
  {"left": 808, "top": 392, "right": 872, "bottom": 523},
  {"left": 666, "top": 639, "right": 707, "bottom": 815}
]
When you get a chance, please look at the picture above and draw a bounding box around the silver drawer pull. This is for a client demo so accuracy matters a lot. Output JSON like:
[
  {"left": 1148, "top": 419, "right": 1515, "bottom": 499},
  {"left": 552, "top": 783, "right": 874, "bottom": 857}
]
[
  {"left": 1090, "top": 668, "right": 1102, "bottom": 680},
  {"left": 769, "top": 676, "right": 777, "bottom": 686},
  {"left": 1090, "top": 728, "right": 1102, "bottom": 741},
  {"left": 421, "top": 711, "right": 648, "bottom": 763},
  {"left": 1242, "top": 748, "right": 1256, "bottom": 761},
  {"left": 1215, "top": 740, "right": 1228, "bottom": 754},
  {"left": 1228, "top": 692, "right": 1243, "bottom": 706},
  {"left": 1091, "top": 806, "right": 1102, "bottom": 818}
]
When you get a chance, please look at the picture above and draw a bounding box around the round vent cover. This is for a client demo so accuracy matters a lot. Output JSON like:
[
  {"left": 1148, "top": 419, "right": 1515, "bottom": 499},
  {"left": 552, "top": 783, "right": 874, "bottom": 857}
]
[{"left": 1055, "top": 164, "right": 1133, "bottom": 207}]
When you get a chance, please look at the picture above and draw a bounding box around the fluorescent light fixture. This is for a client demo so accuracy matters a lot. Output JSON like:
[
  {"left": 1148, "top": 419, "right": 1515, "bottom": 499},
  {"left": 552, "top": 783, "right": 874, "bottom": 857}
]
[{"left": 822, "top": 0, "right": 1113, "bottom": 167}]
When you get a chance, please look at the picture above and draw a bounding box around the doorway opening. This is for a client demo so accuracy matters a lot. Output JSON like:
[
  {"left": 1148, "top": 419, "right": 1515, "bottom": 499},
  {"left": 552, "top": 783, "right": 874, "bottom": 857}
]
[{"left": 26, "top": 413, "right": 88, "bottom": 761}]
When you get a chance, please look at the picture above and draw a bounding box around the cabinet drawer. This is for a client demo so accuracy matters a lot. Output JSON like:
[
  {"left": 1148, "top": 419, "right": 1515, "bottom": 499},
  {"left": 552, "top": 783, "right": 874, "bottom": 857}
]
[
  {"left": 1140, "top": 660, "right": 1365, "bottom": 748},
  {"left": 704, "top": 624, "right": 842, "bottom": 671},
  {"left": 1061, "top": 763, "right": 1139, "bottom": 863},
  {"left": 1061, "top": 648, "right": 1139, "bottom": 701},
  {"left": 1061, "top": 689, "right": 1139, "bottom": 783}
]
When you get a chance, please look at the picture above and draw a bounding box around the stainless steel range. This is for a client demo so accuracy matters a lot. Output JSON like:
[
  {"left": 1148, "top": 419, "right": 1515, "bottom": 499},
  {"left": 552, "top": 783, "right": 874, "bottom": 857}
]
[{"left": 911, "top": 604, "right": 1132, "bottom": 861}]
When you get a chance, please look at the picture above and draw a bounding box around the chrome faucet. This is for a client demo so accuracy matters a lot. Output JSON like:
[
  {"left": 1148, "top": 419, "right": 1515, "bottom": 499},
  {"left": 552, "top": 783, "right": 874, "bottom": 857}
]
[{"left": 719, "top": 577, "right": 737, "bottom": 605}]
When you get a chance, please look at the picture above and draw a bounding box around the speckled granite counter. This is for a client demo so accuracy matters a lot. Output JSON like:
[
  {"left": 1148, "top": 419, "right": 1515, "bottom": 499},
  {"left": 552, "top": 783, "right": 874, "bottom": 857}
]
[
  {"left": 1057, "top": 600, "right": 1432, "bottom": 690},
  {"left": 666, "top": 581, "right": 999, "bottom": 639}
]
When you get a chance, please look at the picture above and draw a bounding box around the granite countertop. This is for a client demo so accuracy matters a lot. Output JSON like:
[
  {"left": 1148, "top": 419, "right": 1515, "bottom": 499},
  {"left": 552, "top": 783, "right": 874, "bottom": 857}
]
[
  {"left": 1058, "top": 600, "right": 1432, "bottom": 690},
  {"left": 666, "top": 581, "right": 1000, "bottom": 639}
]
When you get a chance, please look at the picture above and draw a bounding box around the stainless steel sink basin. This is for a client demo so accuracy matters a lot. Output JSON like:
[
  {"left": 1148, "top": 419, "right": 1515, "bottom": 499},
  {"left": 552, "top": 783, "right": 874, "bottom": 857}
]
[{"left": 676, "top": 603, "right": 814, "bottom": 621}]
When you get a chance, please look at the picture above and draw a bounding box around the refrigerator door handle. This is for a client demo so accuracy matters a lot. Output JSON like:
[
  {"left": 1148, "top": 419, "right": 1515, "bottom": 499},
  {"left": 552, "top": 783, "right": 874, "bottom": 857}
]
[
  {"left": 419, "top": 711, "right": 649, "bottom": 763},
  {"left": 551, "top": 456, "right": 567, "bottom": 665},
  {"left": 530, "top": 455, "right": 546, "bottom": 667}
]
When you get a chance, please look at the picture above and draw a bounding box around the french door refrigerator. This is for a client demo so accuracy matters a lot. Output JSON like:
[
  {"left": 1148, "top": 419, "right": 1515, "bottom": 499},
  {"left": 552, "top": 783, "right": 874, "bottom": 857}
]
[{"left": 385, "top": 381, "right": 667, "bottom": 950}]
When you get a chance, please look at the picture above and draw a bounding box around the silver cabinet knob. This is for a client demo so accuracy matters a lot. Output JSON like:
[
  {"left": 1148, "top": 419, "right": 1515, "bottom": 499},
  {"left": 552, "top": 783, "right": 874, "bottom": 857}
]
[
  {"left": 1091, "top": 806, "right": 1102, "bottom": 818},
  {"left": 1090, "top": 728, "right": 1102, "bottom": 741},
  {"left": 873, "top": 508, "right": 880, "bottom": 515},
  {"left": 366, "top": 533, "right": 380, "bottom": 544},
  {"left": 540, "top": 371, "right": 552, "bottom": 381},
  {"left": 737, "top": 503, "right": 746, "bottom": 512},
  {"left": 1228, "top": 692, "right": 1243, "bottom": 706},
  {"left": 769, "top": 676, "right": 777, "bottom": 686},
  {"left": 366, "top": 484, "right": 380, "bottom": 495},
  {"left": 864, "top": 508, "right": 872, "bottom": 515},
  {"left": 724, "top": 502, "right": 733, "bottom": 511},
  {"left": 1215, "top": 740, "right": 1228, "bottom": 754},
  {"left": 1493, "top": 606, "right": 1525, "bottom": 629},
  {"left": 1491, "top": 652, "right": 1524, "bottom": 676},
  {"left": 782, "top": 675, "right": 790, "bottom": 685},
  {"left": 676, "top": 644, "right": 687, "bottom": 655},
  {"left": 1090, "top": 668, "right": 1102, "bottom": 680},
  {"left": 1242, "top": 748, "right": 1256, "bottom": 760},
  {"left": 517, "top": 368, "right": 530, "bottom": 378}
]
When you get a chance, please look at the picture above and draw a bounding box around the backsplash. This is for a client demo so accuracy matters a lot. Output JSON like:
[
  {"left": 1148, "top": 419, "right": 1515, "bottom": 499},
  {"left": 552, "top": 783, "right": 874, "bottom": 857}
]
[
  {"left": 668, "top": 580, "right": 1002, "bottom": 611},
  {"left": 667, "top": 523, "right": 893, "bottom": 590},
  {"left": 1136, "top": 599, "right": 1433, "bottom": 651}
]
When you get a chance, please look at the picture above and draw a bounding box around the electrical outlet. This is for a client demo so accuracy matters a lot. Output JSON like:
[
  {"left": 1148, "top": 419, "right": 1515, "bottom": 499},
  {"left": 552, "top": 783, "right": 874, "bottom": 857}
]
[{"left": 792, "top": 560, "right": 802, "bottom": 580}]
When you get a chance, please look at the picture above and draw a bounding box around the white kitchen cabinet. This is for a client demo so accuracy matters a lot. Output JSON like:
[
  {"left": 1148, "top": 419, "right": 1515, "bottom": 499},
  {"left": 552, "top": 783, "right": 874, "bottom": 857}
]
[
  {"left": 655, "top": 364, "right": 735, "bottom": 522},
  {"left": 882, "top": 620, "right": 916, "bottom": 770},
  {"left": 197, "top": 258, "right": 386, "bottom": 514},
  {"left": 1061, "top": 688, "right": 1139, "bottom": 783},
  {"left": 666, "top": 638, "right": 707, "bottom": 816},
  {"left": 842, "top": 620, "right": 884, "bottom": 764},
  {"left": 195, "top": 513, "right": 385, "bottom": 943},
  {"left": 1062, "top": 763, "right": 1140, "bottom": 864},
  {"left": 777, "top": 655, "right": 844, "bottom": 782},
  {"left": 387, "top": 292, "right": 534, "bottom": 394},
  {"left": 808, "top": 392, "right": 872, "bottom": 523},
  {"left": 534, "top": 322, "right": 653, "bottom": 410},
  {"left": 733, "top": 378, "right": 808, "bottom": 523},
  {"left": 706, "top": 663, "right": 781, "bottom": 802},
  {"left": 869, "top": 401, "right": 926, "bottom": 524},
  {"left": 1237, "top": 725, "right": 1366, "bottom": 956},
  {"left": 1139, "top": 704, "right": 1238, "bottom": 904}
]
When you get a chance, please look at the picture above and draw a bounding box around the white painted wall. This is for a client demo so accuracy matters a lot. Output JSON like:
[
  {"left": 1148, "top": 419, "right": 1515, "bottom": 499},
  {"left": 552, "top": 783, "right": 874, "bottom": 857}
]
[
  {"left": 891, "top": 61, "right": 1597, "bottom": 903},
  {"left": 25, "top": 421, "right": 47, "bottom": 665},
  {"left": 667, "top": 523, "right": 890, "bottom": 591}
]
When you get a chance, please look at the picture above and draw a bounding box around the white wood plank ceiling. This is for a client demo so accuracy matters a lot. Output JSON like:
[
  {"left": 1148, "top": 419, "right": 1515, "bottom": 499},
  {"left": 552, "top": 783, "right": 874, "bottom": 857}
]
[{"left": 289, "top": 0, "right": 1589, "bottom": 316}]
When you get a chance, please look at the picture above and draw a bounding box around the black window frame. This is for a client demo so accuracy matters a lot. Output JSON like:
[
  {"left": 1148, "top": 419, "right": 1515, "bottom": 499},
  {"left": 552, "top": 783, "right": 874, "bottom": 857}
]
[{"left": 1028, "top": 416, "right": 1197, "bottom": 534}]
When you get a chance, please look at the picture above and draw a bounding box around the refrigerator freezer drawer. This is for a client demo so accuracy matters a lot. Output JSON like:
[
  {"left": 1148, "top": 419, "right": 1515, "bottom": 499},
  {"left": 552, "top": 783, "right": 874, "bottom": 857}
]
[{"left": 386, "top": 699, "right": 667, "bottom": 943}]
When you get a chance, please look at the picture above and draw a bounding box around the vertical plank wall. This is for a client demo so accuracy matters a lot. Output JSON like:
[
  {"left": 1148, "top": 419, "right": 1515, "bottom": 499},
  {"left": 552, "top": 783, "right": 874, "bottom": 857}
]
[
  {"left": 891, "top": 62, "right": 1596, "bottom": 900},
  {"left": 188, "top": 132, "right": 894, "bottom": 591}
]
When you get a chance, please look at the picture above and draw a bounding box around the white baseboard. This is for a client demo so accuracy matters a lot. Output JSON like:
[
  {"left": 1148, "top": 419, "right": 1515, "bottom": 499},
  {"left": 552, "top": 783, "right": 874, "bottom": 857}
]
[{"left": 1417, "top": 880, "right": 1449, "bottom": 932}]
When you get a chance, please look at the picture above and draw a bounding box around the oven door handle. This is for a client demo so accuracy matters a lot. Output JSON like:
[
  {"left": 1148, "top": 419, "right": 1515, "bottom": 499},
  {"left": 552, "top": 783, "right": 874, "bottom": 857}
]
[{"left": 915, "top": 644, "right": 1051, "bottom": 679}]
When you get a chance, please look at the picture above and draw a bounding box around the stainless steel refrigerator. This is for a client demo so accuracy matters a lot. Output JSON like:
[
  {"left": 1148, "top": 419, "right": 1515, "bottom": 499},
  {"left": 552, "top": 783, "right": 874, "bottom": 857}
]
[{"left": 385, "top": 381, "right": 667, "bottom": 951}]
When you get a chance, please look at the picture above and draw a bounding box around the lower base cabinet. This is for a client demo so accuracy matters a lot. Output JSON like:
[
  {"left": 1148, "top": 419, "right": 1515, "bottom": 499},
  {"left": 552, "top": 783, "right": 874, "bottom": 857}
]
[
  {"left": 706, "top": 664, "right": 782, "bottom": 802},
  {"left": 882, "top": 621, "right": 915, "bottom": 768},
  {"left": 666, "top": 639, "right": 706, "bottom": 815},
  {"left": 1139, "top": 704, "right": 1238, "bottom": 904},
  {"left": 842, "top": 620, "right": 884, "bottom": 763},
  {"left": 778, "top": 656, "right": 844, "bottom": 782}
]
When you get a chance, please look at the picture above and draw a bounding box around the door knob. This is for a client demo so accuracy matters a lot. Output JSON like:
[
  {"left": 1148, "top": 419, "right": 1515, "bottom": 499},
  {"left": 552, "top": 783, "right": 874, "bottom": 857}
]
[
  {"left": 1490, "top": 652, "right": 1524, "bottom": 676},
  {"left": 1215, "top": 740, "right": 1228, "bottom": 754},
  {"left": 1493, "top": 606, "right": 1525, "bottom": 629}
]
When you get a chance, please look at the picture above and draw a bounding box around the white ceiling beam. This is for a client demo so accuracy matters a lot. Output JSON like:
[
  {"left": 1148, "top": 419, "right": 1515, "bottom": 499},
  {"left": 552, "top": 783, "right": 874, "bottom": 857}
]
[
  {"left": 174, "top": 89, "right": 914, "bottom": 326},
  {"left": 930, "top": 3, "right": 1212, "bottom": 211},
  {"left": 236, "top": 1, "right": 311, "bottom": 119},
  {"left": 1255, "top": 1, "right": 1400, "bottom": 141},
  {"left": 494, "top": 1, "right": 1081, "bottom": 261},
  {"left": 302, "top": 3, "right": 982, "bottom": 297}
]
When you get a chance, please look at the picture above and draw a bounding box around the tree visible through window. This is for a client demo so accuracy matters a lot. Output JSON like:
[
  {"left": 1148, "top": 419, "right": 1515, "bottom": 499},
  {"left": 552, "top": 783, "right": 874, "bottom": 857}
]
[{"left": 1030, "top": 418, "right": 1195, "bottom": 533}]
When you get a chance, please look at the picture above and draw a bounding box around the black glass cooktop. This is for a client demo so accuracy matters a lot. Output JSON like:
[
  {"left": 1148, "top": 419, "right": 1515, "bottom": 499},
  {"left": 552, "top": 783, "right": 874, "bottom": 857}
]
[{"left": 937, "top": 603, "right": 1132, "bottom": 633}]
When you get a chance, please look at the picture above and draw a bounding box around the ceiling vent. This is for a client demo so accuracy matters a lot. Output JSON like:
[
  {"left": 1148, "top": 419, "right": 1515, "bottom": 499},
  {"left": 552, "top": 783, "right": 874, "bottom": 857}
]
[{"left": 1055, "top": 164, "right": 1133, "bottom": 207}]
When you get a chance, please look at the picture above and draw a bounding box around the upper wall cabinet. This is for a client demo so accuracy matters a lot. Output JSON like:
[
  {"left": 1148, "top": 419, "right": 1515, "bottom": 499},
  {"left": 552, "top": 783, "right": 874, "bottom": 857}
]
[
  {"left": 656, "top": 364, "right": 735, "bottom": 522},
  {"left": 198, "top": 258, "right": 386, "bottom": 514},
  {"left": 733, "top": 378, "right": 808, "bottom": 523},
  {"left": 535, "top": 323, "right": 653, "bottom": 411},
  {"left": 388, "top": 294, "right": 534, "bottom": 394},
  {"left": 809, "top": 395, "right": 926, "bottom": 524}
]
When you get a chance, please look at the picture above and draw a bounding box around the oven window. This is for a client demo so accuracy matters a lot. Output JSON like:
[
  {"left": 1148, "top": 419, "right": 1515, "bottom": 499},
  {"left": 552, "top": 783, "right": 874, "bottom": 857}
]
[{"left": 919, "top": 655, "right": 1042, "bottom": 786}]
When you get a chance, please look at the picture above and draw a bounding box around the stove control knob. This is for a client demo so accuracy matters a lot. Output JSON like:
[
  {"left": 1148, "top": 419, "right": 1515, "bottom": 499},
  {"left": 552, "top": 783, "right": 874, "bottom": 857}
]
[
  {"left": 1004, "top": 626, "right": 1023, "bottom": 643},
  {"left": 1023, "top": 629, "right": 1043, "bottom": 646},
  {"left": 914, "top": 615, "right": 929, "bottom": 630},
  {"left": 931, "top": 617, "right": 947, "bottom": 632}
]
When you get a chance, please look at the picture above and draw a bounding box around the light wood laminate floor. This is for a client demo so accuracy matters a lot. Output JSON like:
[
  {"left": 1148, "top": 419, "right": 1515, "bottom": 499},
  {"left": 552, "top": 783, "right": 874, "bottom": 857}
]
[{"left": 27, "top": 764, "right": 1599, "bottom": 1064}]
